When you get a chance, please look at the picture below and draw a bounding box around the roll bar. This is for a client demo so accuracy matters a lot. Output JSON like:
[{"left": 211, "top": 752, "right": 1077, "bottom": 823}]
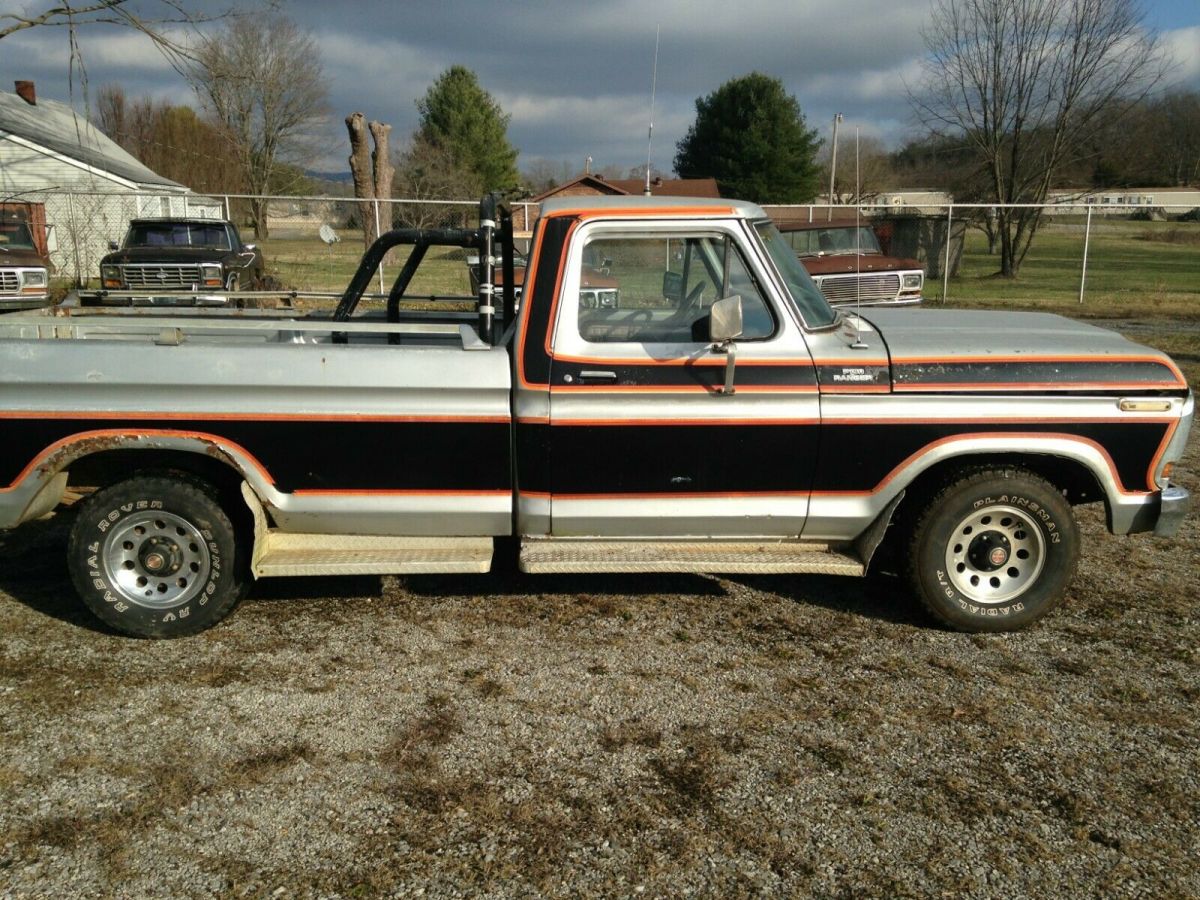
[{"left": 331, "top": 194, "right": 517, "bottom": 345}]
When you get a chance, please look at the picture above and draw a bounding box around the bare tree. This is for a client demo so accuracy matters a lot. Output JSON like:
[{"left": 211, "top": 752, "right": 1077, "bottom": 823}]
[
  {"left": 521, "top": 158, "right": 574, "bottom": 195},
  {"left": 345, "top": 113, "right": 395, "bottom": 248},
  {"left": 193, "top": 15, "right": 328, "bottom": 238},
  {"left": 1, "top": 1, "right": 241, "bottom": 85},
  {"left": 96, "top": 84, "right": 243, "bottom": 193},
  {"left": 912, "top": 0, "right": 1167, "bottom": 276},
  {"left": 818, "top": 135, "right": 893, "bottom": 204},
  {"left": 393, "top": 134, "right": 481, "bottom": 230}
]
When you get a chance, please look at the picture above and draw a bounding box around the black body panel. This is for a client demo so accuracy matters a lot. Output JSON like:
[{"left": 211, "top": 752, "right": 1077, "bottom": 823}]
[{"left": 0, "top": 418, "right": 512, "bottom": 493}]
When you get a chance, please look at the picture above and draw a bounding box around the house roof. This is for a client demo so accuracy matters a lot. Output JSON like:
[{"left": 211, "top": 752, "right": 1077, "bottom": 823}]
[
  {"left": 604, "top": 177, "right": 722, "bottom": 198},
  {"left": 0, "top": 88, "right": 185, "bottom": 190},
  {"left": 529, "top": 173, "right": 721, "bottom": 202}
]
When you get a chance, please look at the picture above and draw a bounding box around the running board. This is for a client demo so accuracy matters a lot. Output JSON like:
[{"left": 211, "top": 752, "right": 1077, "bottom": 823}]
[
  {"left": 253, "top": 533, "right": 493, "bottom": 577},
  {"left": 518, "top": 539, "right": 864, "bottom": 576}
]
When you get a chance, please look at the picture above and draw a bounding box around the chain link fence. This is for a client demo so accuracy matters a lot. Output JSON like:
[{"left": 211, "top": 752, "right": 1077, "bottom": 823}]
[{"left": 18, "top": 189, "right": 1200, "bottom": 309}]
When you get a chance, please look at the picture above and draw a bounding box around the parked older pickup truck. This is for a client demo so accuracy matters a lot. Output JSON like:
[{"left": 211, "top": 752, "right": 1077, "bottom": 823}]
[
  {"left": 780, "top": 219, "right": 924, "bottom": 306},
  {"left": 0, "top": 195, "right": 1191, "bottom": 638},
  {"left": 99, "top": 217, "right": 264, "bottom": 294},
  {"left": 0, "top": 214, "right": 50, "bottom": 310}
]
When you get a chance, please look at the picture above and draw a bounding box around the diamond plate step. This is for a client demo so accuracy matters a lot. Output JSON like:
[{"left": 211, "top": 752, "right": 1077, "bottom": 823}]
[
  {"left": 254, "top": 533, "right": 492, "bottom": 577},
  {"left": 519, "top": 539, "right": 864, "bottom": 575}
]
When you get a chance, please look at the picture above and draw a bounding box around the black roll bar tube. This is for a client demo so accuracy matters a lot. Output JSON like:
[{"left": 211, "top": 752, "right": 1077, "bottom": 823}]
[
  {"left": 476, "top": 194, "right": 515, "bottom": 344},
  {"left": 330, "top": 195, "right": 515, "bottom": 345}
]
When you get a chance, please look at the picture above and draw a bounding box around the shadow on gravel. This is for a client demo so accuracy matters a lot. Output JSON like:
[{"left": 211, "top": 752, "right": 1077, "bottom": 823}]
[
  {"left": 0, "top": 511, "right": 115, "bottom": 635},
  {"left": 738, "top": 571, "right": 933, "bottom": 629},
  {"left": 400, "top": 570, "right": 726, "bottom": 600},
  {"left": 252, "top": 574, "right": 386, "bottom": 601}
]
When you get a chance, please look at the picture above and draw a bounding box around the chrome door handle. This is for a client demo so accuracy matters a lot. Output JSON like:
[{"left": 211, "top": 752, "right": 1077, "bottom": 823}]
[{"left": 578, "top": 370, "right": 618, "bottom": 383}]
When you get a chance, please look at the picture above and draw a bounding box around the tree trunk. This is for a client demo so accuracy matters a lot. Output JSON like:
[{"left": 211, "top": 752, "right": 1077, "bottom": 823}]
[
  {"left": 251, "top": 197, "right": 269, "bottom": 240},
  {"left": 346, "top": 112, "right": 377, "bottom": 248},
  {"left": 369, "top": 120, "right": 394, "bottom": 233}
]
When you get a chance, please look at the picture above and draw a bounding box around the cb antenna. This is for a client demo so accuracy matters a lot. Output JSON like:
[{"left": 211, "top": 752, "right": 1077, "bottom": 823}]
[
  {"left": 851, "top": 126, "right": 868, "bottom": 350},
  {"left": 645, "top": 25, "right": 660, "bottom": 196}
]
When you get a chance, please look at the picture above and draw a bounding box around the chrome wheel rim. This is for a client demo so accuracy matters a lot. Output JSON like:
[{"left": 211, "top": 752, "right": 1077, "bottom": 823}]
[
  {"left": 101, "top": 512, "right": 211, "bottom": 609},
  {"left": 945, "top": 504, "right": 1045, "bottom": 604}
]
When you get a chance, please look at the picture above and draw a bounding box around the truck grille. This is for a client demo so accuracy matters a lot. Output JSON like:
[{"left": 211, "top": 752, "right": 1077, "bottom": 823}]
[
  {"left": 121, "top": 265, "right": 203, "bottom": 288},
  {"left": 818, "top": 273, "right": 900, "bottom": 303},
  {"left": 0, "top": 271, "right": 18, "bottom": 293}
]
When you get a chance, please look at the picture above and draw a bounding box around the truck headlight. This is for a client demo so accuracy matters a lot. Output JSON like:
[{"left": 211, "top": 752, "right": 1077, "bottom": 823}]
[
  {"left": 902, "top": 273, "right": 923, "bottom": 290},
  {"left": 200, "top": 263, "right": 223, "bottom": 287},
  {"left": 101, "top": 265, "right": 122, "bottom": 288},
  {"left": 20, "top": 269, "right": 47, "bottom": 288},
  {"left": 597, "top": 289, "right": 619, "bottom": 309}
]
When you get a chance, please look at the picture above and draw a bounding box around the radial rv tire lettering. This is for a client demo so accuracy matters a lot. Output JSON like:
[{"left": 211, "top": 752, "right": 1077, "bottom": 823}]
[
  {"left": 67, "top": 476, "right": 247, "bottom": 638},
  {"left": 906, "top": 468, "right": 1080, "bottom": 632}
]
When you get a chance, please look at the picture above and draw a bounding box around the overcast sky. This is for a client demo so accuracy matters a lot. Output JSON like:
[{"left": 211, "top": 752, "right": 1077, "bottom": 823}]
[{"left": 3, "top": 0, "right": 1198, "bottom": 177}]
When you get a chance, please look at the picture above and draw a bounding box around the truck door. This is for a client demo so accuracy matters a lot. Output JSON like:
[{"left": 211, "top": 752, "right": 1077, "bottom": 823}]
[{"left": 541, "top": 217, "right": 821, "bottom": 537}]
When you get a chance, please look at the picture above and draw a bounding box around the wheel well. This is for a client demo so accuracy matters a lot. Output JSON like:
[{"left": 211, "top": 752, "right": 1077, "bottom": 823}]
[
  {"left": 872, "top": 452, "right": 1104, "bottom": 573},
  {"left": 66, "top": 449, "right": 253, "bottom": 537}
]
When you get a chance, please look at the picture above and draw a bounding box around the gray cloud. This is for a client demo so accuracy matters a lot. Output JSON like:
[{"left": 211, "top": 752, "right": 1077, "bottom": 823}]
[{"left": 3, "top": 0, "right": 1196, "bottom": 178}]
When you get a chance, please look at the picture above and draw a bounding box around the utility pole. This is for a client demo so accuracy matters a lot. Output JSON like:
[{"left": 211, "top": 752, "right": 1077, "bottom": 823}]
[{"left": 828, "top": 113, "right": 843, "bottom": 222}]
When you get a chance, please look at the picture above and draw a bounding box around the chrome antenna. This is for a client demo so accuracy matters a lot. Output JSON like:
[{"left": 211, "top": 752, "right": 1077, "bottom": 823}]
[{"left": 645, "top": 25, "right": 660, "bottom": 196}]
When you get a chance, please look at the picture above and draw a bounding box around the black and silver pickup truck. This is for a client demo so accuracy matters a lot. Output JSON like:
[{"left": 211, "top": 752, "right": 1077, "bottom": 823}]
[{"left": 0, "top": 195, "right": 1191, "bottom": 638}]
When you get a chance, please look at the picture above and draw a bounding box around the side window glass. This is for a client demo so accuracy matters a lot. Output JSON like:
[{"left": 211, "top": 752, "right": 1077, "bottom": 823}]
[{"left": 576, "top": 234, "right": 774, "bottom": 344}]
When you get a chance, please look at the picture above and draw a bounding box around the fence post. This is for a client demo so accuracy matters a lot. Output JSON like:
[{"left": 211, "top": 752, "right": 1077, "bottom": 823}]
[
  {"left": 942, "top": 203, "right": 953, "bottom": 303},
  {"left": 1078, "top": 204, "right": 1093, "bottom": 305},
  {"left": 374, "top": 199, "right": 384, "bottom": 294},
  {"left": 808, "top": 205, "right": 813, "bottom": 223}
]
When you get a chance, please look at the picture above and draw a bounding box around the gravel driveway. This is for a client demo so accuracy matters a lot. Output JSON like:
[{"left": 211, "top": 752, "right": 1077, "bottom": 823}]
[{"left": 1, "top": 368, "right": 1197, "bottom": 899}]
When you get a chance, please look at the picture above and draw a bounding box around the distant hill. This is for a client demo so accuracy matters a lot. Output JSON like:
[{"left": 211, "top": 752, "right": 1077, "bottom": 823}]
[{"left": 306, "top": 170, "right": 353, "bottom": 184}]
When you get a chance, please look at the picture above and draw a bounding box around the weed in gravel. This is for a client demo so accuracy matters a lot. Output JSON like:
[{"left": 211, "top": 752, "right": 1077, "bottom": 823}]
[
  {"left": 598, "top": 719, "right": 663, "bottom": 751},
  {"left": 379, "top": 694, "right": 462, "bottom": 771},
  {"left": 799, "top": 735, "right": 855, "bottom": 772}
]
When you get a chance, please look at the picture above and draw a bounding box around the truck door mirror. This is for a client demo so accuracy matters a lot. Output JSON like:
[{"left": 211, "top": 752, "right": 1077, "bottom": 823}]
[
  {"left": 108, "top": 240, "right": 119, "bottom": 251},
  {"left": 709, "top": 295, "right": 743, "bottom": 395},
  {"left": 709, "top": 295, "right": 743, "bottom": 343},
  {"left": 662, "top": 270, "right": 683, "bottom": 303}
]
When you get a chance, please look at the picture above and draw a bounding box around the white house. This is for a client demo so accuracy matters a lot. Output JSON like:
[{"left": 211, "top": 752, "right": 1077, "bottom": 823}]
[{"left": 0, "top": 80, "right": 221, "bottom": 280}]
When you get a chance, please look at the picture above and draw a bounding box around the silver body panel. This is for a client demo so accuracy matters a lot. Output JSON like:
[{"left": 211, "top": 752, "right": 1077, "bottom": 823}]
[{"left": 0, "top": 317, "right": 512, "bottom": 534}]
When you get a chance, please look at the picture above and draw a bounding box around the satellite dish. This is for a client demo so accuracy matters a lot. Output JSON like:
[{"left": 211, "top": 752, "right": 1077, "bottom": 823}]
[{"left": 318, "top": 224, "right": 340, "bottom": 245}]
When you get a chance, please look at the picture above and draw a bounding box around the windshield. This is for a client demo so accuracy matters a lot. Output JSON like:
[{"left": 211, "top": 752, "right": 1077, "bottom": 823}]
[
  {"left": 754, "top": 221, "right": 837, "bottom": 328},
  {"left": 784, "top": 225, "right": 882, "bottom": 257},
  {"left": 125, "top": 222, "right": 231, "bottom": 250},
  {"left": 0, "top": 220, "right": 36, "bottom": 251}
]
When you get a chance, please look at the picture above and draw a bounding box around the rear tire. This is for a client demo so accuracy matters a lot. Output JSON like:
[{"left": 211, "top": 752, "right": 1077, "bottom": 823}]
[
  {"left": 907, "top": 468, "right": 1079, "bottom": 632},
  {"left": 68, "top": 476, "right": 247, "bottom": 638}
]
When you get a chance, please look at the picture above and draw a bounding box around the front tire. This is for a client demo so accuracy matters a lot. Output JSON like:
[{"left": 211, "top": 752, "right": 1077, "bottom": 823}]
[
  {"left": 68, "top": 476, "right": 247, "bottom": 638},
  {"left": 907, "top": 468, "right": 1080, "bottom": 632}
]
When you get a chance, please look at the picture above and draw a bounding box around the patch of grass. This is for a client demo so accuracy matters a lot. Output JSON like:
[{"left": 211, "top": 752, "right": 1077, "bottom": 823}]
[
  {"left": 931, "top": 219, "right": 1200, "bottom": 316},
  {"left": 1136, "top": 227, "right": 1200, "bottom": 246},
  {"left": 258, "top": 231, "right": 472, "bottom": 300}
]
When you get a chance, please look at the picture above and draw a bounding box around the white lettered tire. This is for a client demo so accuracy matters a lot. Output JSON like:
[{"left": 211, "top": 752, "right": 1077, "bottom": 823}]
[
  {"left": 907, "top": 468, "right": 1080, "bottom": 632},
  {"left": 67, "top": 476, "right": 247, "bottom": 638}
]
